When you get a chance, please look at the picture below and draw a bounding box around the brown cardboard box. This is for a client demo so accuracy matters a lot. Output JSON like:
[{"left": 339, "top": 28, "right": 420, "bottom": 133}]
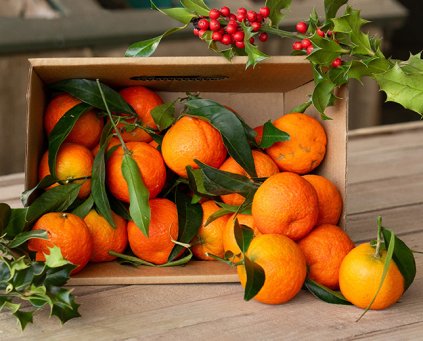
[{"left": 26, "top": 56, "right": 348, "bottom": 285}]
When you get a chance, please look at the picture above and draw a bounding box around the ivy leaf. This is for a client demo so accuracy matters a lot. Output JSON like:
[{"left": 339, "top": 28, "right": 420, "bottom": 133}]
[
  {"left": 168, "top": 190, "right": 203, "bottom": 261},
  {"left": 381, "top": 227, "right": 416, "bottom": 291},
  {"left": 0, "top": 203, "right": 11, "bottom": 235},
  {"left": 47, "top": 103, "right": 92, "bottom": 177},
  {"left": 8, "top": 230, "right": 48, "bottom": 249},
  {"left": 180, "top": 0, "right": 210, "bottom": 16},
  {"left": 331, "top": 6, "right": 373, "bottom": 56},
  {"left": 50, "top": 79, "right": 135, "bottom": 116},
  {"left": 259, "top": 120, "right": 290, "bottom": 148},
  {"left": 20, "top": 175, "right": 58, "bottom": 207},
  {"left": 265, "top": 0, "right": 292, "bottom": 27},
  {"left": 312, "top": 78, "right": 336, "bottom": 118},
  {"left": 243, "top": 256, "right": 265, "bottom": 301},
  {"left": 305, "top": 278, "right": 352, "bottom": 305},
  {"left": 125, "top": 24, "right": 189, "bottom": 57},
  {"left": 151, "top": 101, "right": 176, "bottom": 131},
  {"left": 150, "top": 0, "right": 195, "bottom": 24},
  {"left": 121, "top": 154, "right": 150, "bottom": 236},
  {"left": 71, "top": 194, "right": 94, "bottom": 218},
  {"left": 184, "top": 98, "right": 257, "bottom": 177},
  {"left": 234, "top": 220, "right": 254, "bottom": 254},
  {"left": 375, "top": 62, "right": 423, "bottom": 116},
  {"left": 324, "top": 0, "right": 348, "bottom": 20}
]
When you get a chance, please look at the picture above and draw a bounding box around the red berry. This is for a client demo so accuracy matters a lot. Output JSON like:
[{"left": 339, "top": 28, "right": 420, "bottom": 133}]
[
  {"left": 301, "top": 38, "right": 311, "bottom": 49},
  {"left": 296, "top": 21, "right": 308, "bottom": 34},
  {"left": 233, "top": 31, "right": 245, "bottom": 42},
  {"left": 259, "top": 32, "right": 269, "bottom": 42},
  {"left": 306, "top": 45, "right": 314, "bottom": 54},
  {"left": 209, "top": 9, "right": 220, "bottom": 20},
  {"left": 317, "top": 28, "right": 325, "bottom": 37},
  {"left": 212, "top": 31, "right": 222, "bottom": 41},
  {"left": 193, "top": 28, "right": 199, "bottom": 36},
  {"left": 220, "top": 6, "right": 230, "bottom": 17},
  {"left": 235, "top": 41, "right": 245, "bottom": 49},
  {"left": 260, "top": 6, "right": 270, "bottom": 18},
  {"left": 292, "top": 41, "right": 303, "bottom": 50},
  {"left": 331, "top": 58, "right": 342, "bottom": 68},
  {"left": 249, "top": 37, "right": 255, "bottom": 44},
  {"left": 221, "top": 34, "right": 232, "bottom": 45},
  {"left": 198, "top": 19, "right": 209, "bottom": 30},
  {"left": 225, "top": 24, "right": 237, "bottom": 34},
  {"left": 198, "top": 29, "right": 207, "bottom": 38},
  {"left": 237, "top": 8, "right": 247, "bottom": 16},
  {"left": 327, "top": 30, "right": 332, "bottom": 37},
  {"left": 247, "top": 10, "right": 257, "bottom": 22},
  {"left": 209, "top": 19, "right": 221, "bottom": 31},
  {"left": 256, "top": 14, "right": 263, "bottom": 22},
  {"left": 237, "top": 14, "right": 246, "bottom": 22},
  {"left": 229, "top": 14, "right": 237, "bottom": 21},
  {"left": 251, "top": 22, "right": 261, "bottom": 32}
]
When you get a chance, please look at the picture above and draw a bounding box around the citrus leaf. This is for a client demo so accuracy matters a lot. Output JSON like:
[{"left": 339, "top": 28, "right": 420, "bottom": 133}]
[
  {"left": 381, "top": 227, "right": 416, "bottom": 291},
  {"left": 151, "top": 0, "right": 196, "bottom": 24},
  {"left": 324, "top": 0, "right": 348, "bottom": 19},
  {"left": 265, "top": 0, "right": 292, "bottom": 27},
  {"left": 111, "top": 250, "right": 193, "bottom": 267},
  {"left": 234, "top": 220, "right": 254, "bottom": 253},
  {"left": 71, "top": 194, "right": 94, "bottom": 218},
  {"left": 5, "top": 208, "right": 28, "bottom": 238},
  {"left": 186, "top": 167, "right": 216, "bottom": 197},
  {"left": 47, "top": 103, "right": 92, "bottom": 177},
  {"left": 20, "top": 175, "right": 58, "bottom": 207},
  {"left": 244, "top": 256, "right": 265, "bottom": 301},
  {"left": 180, "top": 0, "right": 209, "bottom": 16},
  {"left": 290, "top": 98, "right": 312, "bottom": 113},
  {"left": 305, "top": 278, "right": 352, "bottom": 305},
  {"left": 121, "top": 154, "right": 150, "bottom": 236},
  {"left": 374, "top": 62, "right": 423, "bottom": 116},
  {"left": 13, "top": 310, "right": 33, "bottom": 330},
  {"left": 0, "top": 203, "right": 11, "bottom": 235},
  {"left": 109, "top": 196, "right": 132, "bottom": 221},
  {"left": 151, "top": 101, "right": 176, "bottom": 131},
  {"left": 184, "top": 98, "right": 257, "bottom": 177},
  {"left": 8, "top": 230, "right": 48, "bottom": 249},
  {"left": 259, "top": 120, "right": 290, "bottom": 148},
  {"left": 168, "top": 190, "right": 202, "bottom": 261}
]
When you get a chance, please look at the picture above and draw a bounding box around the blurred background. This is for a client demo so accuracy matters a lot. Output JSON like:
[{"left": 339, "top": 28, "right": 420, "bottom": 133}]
[{"left": 0, "top": 0, "right": 421, "bottom": 175}]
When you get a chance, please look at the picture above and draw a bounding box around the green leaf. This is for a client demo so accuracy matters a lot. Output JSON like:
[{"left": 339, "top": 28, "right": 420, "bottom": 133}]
[
  {"left": 44, "top": 246, "right": 72, "bottom": 268},
  {"left": 324, "top": 0, "right": 348, "bottom": 19},
  {"left": 243, "top": 256, "right": 265, "bottom": 301},
  {"left": 400, "top": 52, "right": 423, "bottom": 74},
  {"left": 0, "top": 203, "right": 11, "bottom": 234},
  {"left": 234, "top": 220, "right": 254, "bottom": 253},
  {"left": 290, "top": 98, "right": 313, "bottom": 113},
  {"left": 20, "top": 175, "right": 58, "bottom": 207},
  {"left": 13, "top": 310, "right": 34, "bottom": 330},
  {"left": 109, "top": 195, "right": 132, "bottom": 221},
  {"left": 47, "top": 103, "right": 92, "bottom": 177},
  {"left": 5, "top": 208, "right": 28, "bottom": 238},
  {"left": 331, "top": 6, "right": 373, "bottom": 56},
  {"left": 374, "top": 62, "right": 423, "bottom": 116},
  {"left": 180, "top": 0, "right": 210, "bottom": 16},
  {"left": 44, "top": 264, "right": 75, "bottom": 287},
  {"left": 125, "top": 24, "right": 189, "bottom": 57},
  {"left": 184, "top": 98, "right": 257, "bottom": 177},
  {"left": 111, "top": 250, "right": 193, "bottom": 267},
  {"left": 151, "top": 0, "right": 196, "bottom": 24},
  {"left": 8, "top": 230, "right": 48, "bottom": 249},
  {"left": 49, "top": 79, "right": 136, "bottom": 116},
  {"left": 71, "top": 194, "right": 94, "bottom": 218},
  {"left": 168, "top": 190, "right": 203, "bottom": 261},
  {"left": 245, "top": 40, "right": 269, "bottom": 69},
  {"left": 308, "top": 34, "right": 347, "bottom": 66},
  {"left": 151, "top": 101, "right": 176, "bottom": 131},
  {"left": 312, "top": 79, "right": 336, "bottom": 118},
  {"left": 259, "top": 120, "right": 290, "bottom": 148},
  {"left": 265, "top": 0, "right": 292, "bottom": 27},
  {"left": 381, "top": 227, "right": 416, "bottom": 291},
  {"left": 50, "top": 298, "right": 81, "bottom": 324},
  {"left": 121, "top": 154, "right": 150, "bottom": 236},
  {"left": 25, "top": 183, "right": 81, "bottom": 225},
  {"left": 305, "top": 278, "right": 352, "bottom": 305}
]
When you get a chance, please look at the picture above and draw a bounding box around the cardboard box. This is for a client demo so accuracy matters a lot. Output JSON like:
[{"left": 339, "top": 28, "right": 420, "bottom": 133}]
[{"left": 26, "top": 56, "right": 348, "bottom": 285}]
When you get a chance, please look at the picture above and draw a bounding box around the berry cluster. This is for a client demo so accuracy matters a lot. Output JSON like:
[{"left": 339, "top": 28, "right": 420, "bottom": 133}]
[
  {"left": 292, "top": 21, "right": 342, "bottom": 68},
  {"left": 193, "top": 6, "right": 271, "bottom": 49}
]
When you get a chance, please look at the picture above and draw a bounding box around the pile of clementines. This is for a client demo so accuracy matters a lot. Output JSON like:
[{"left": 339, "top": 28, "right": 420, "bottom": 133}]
[{"left": 28, "top": 85, "right": 405, "bottom": 311}]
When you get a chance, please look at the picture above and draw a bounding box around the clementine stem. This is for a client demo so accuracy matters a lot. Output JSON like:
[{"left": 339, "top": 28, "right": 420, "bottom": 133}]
[{"left": 374, "top": 216, "right": 383, "bottom": 258}]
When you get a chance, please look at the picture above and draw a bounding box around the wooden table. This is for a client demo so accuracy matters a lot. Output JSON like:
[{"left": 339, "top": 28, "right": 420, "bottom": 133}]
[{"left": 0, "top": 122, "right": 422, "bottom": 340}]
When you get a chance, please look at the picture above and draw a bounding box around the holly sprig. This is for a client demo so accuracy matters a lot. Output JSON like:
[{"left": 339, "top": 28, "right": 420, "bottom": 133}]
[{"left": 125, "top": 0, "right": 423, "bottom": 119}]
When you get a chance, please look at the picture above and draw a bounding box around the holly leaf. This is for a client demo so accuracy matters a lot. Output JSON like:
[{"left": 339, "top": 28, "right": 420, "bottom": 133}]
[
  {"left": 0, "top": 203, "right": 11, "bottom": 235},
  {"left": 375, "top": 62, "right": 423, "bottom": 116},
  {"left": 243, "top": 256, "right": 265, "bottom": 301},
  {"left": 151, "top": 0, "right": 195, "bottom": 24},
  {"left": 151, "top": 101, "right": 176, "bottom": 131},
  {"left": 305, "top": 278, "right": 351, "bottom": 305},
  {"left": 13, "top": 310, "right": 34, "bottom": 330},
  {"left": 400, "top": 52, "right": 423, "bottom": 74},
  {"left": 241, "top": 24, "right": 269, "bottom": 69},
  {"left": 265, "top": 0, "right": 292, "bottom": 27},
  {"left": 308, "top": 33, "right": 347, "bottom": 66},
  {"left": 324, "top": 0, "right": 348, "bottom": 20},
  {"left": 259, "top": 120, "right": 290, "bottom": 148},
  {"left": 180, "top": 0, "right": 210, "bottom": 16},
  {"left": 290, "top": 98, "right": 312, "bottom": 113},
  {"left": 312, "top": 78, "right": 336, "bottom": 118},
  {"left": 45, "top": 246, "right": 72, "bottom": 268}
]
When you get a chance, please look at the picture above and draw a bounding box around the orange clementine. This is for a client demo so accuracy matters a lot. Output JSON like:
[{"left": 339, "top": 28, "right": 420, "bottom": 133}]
[
  {"left": 303, "top": 174, "right": 343, "bottom": 225},
  {"left": 191, "top": 201, "right": 230, "bottom": 260},
  {"left": 237, "top": 234, "right": 307, "bottom": 304},
  {"left": 28, "top": 212, "right": 92, "bottom": 274},
  {"left": 223, "top": 213, "right": 260, "bottom": 261},
  {"left": 161, "top": 116, "right": 227, "bottom": 178},
  {"left": 253, "top": 125, "right": 263, "bottom": 145},
  {"left": 91, "top": 137, "right": 121, "bottom": 157},
  {"left": 252, "top": 172, "right": 318, "bottom": 240},
  {"left": 106, "top": 142, "right": 166, "bottom": 203},
  {"left": 38, "top": 143, "right": 93, "bottom": 199},
  {"left": 219, "top": 150, "right": 279, "bottom": 206},
  {"left": 127, "top": 198, "right": 178, "bottom": 265},
  {"left": 339, "top": 243, "right": 405, "bottom": 310},
  {"left": 44, "top": 93, "right": 103, "bottom": 149},
  {"left": 266, "top": 113, "right": 327, "bottom": 174},
  {"left": 83, "top": 209, "right": 128, "bottom": 263},
  {"left": 118, "top": 86, "right": 163, "bottom": 143},
  {"left": 298, "top": 224, "right": 354, "bottom": 289}
]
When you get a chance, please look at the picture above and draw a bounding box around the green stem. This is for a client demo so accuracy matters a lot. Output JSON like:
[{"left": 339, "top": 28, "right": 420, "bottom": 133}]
[
  {"left": 261, "top": 25, "right": 303, "bottom": 40},
  {"left": 374, "top": 216, "right": 383, "bottom": 258}
]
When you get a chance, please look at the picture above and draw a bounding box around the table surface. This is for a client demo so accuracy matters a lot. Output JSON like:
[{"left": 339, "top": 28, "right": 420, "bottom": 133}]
[{"left": 0, "top": 121, "right": 422, "bottom": 340}]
